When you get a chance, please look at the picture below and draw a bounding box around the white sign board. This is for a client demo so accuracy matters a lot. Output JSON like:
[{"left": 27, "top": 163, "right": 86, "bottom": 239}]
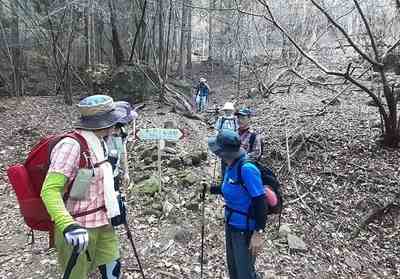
[{"left": 136, "top": 128, "right": 183, "bottom": 142}]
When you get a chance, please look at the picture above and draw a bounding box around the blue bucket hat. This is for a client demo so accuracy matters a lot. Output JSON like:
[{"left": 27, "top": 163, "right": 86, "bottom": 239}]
[
  {"left": 115, "top": 101, "right": 138, "bottom": 125},
  {"left": 76, "top": 95, "right": 125, "bottom": 130},
  {"left": 208, "top": 129, "right": 241, "bottom": 157}
]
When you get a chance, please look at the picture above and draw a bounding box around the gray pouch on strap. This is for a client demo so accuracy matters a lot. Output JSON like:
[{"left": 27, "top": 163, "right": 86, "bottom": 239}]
[{"left": 69, "top": 169, "right": 95, "bottom": 200}]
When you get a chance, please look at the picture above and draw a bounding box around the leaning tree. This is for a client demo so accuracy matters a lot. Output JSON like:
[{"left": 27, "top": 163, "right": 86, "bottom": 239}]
[{"left": 255, "top": 0, "right": 400, "bottom": 147}]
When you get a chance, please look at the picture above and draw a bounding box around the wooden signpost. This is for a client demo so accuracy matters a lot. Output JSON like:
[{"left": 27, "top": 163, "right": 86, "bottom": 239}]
[{"left": 136, "top": 128, "right": 184, "bottom": 192}]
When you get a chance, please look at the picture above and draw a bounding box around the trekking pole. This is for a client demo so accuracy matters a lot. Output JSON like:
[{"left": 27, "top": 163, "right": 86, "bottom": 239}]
[
  {"left": 124, "top": 222, "right": 146, "bottom": 279},
  {"left": 200, "top": 160, "right": 217, "bottom": 279},
  {"left": 200, "top": 182, "right": 206, "bottom": 279},
  {"left": 63, "top": 246, "right": 79, "bottom": 279}
]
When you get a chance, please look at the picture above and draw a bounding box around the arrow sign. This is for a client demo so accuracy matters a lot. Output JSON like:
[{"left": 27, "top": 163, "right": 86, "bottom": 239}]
[{"left": 136, "top": 128, "right": 183, "bottom": 141}]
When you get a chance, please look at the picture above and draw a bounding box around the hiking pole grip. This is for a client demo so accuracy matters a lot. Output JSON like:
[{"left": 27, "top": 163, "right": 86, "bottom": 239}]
[
  {"left": 124, "top": 223, "right": 146, "bottom": 279},
  {"left": 63, "top": 246, "right": 79, "bottom": 279}
]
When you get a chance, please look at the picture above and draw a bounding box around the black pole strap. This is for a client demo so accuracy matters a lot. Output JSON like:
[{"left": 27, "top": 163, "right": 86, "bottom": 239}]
[{"left": 63, "top": 246, "right": 79, "bottom": 279}]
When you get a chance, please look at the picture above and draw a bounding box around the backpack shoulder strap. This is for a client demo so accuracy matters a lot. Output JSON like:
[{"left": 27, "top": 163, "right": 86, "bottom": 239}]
[
  {"left": 220, "top": 117, "right": 226, "bottom": 130},
  {"left": 249, "top": 133, "right": 257, "bottom": 153},
  {"left": 63, "top": 131, "right": 90, "bottom": 168},
  {"left": 236, "top": 159, "right": 254, "bottom": 188}
]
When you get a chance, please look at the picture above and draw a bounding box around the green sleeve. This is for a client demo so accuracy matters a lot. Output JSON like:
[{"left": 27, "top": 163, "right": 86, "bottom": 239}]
[{"left": 41, "top": 172, "right": 76, "bottom": 232}]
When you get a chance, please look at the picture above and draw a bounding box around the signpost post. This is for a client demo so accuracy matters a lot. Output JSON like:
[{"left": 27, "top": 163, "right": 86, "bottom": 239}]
[{"left": 136, "top": 128, "right": 184, "bottom": 192}]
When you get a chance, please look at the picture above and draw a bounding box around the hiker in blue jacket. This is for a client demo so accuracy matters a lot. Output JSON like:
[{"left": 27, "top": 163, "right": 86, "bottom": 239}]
[
  {"left": 195, "top": 78, "right": 210, "bottom": 112},
  {"left": 207, "top": 129, "right": 267, "bottom": 279}
]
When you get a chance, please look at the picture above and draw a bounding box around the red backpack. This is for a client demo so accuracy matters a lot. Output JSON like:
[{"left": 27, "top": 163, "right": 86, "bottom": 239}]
[{"left": 6, "top": 131, "right": 90, "bottom": 246}]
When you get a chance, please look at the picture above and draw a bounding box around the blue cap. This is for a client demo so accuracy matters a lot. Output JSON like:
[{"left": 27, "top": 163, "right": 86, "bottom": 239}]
[
  {"left": 208, "top": 129, "right": 241, "bottom": 155},
  {"left": 236, "top": 108, "right": 253, "bottom": 117}
]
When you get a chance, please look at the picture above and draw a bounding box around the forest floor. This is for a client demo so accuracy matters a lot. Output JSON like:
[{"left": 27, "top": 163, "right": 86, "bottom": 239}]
[{"left": 0, "top": 61, "right": 399, "bottom": 279}]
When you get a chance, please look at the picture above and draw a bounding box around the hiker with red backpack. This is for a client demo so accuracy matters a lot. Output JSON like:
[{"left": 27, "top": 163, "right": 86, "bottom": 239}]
[
  {"left": 7, "top": 95, "right": 146, "bottom": 279},
  {"left": 236, "top": 108, "right": 263, "bottom": 161},
  {"left": 206, "top": 129, "right": 282, "bottom": 279},
  {"left": 40, "top": 95, "right": 125, "bottom": 278}
]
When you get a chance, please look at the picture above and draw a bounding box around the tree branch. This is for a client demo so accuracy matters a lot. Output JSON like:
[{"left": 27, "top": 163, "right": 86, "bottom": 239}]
[
  {"left": 352, "top": 0, "right": 380, "bottom": 61},
  {"left": 309, "top": 0, "right": 383, "bottom": 67},
  {"left": 383, "top": 38, "right": 400, "bottom": 58},
  {"left": 255, "top": 0, "right": 388, "bottom": 122}
]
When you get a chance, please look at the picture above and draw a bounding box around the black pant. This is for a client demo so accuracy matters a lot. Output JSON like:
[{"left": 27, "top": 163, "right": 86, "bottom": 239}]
[{"left": 225, "top": 225, "right": 257, "bottom": 279}]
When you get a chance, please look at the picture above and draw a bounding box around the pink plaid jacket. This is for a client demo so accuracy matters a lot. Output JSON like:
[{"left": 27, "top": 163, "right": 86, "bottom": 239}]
[{"left": 48, "top": 136, "right": 109, "bottom": 228}]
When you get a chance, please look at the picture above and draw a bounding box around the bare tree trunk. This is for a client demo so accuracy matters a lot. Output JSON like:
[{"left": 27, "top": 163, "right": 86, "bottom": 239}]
[
  {"left": 10, "top": 1, "right": 23, "bottom": 96},
  {"left": 171, "top": 9, "right": 178, "bottom": 69},
  {"left": 177, "top": 0, "right": 188, "bottom": 79},
  {"left": 186, "top": 0, "right": 192, "bottom": 74},
  {"left": 96, "top": 16, "right": 104, "bottom": 64},
  {"left": 163, "top": 0, "right": 173, "bottom": 85},
  {"left": 63, "top": 10, "right": 75, "bottom": 105},
  {"left": 208, "top": 0, "right": 213, "bottom": 59},
  {"left": 129, "top": 0, "right": 147, "bottom": 63},
  {"left": 158, "top": 0, "right": 164, "bottom": 70},
  {"left": 237, "top": 49, "right": 243, "bottom": 96},
  {"left": 84, "top": 3, "right": 89, "bottom": 66},
  {"left": 151, "top": 9, "right": 157, "bottom": 67},
  {"left": 108, "top": 0, "right": 124, "bottom": 66}
]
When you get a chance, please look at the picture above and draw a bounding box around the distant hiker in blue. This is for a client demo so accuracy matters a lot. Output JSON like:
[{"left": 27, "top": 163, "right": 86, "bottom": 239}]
[
  {"left": 207, "top": 129, "right": 267, "bottom": 279},
  {"left": 195, "top": 77, "right": 210, "bottom": 112}
]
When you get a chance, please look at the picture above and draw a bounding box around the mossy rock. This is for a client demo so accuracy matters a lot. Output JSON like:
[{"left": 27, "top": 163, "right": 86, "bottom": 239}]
[
  {"left": 181, "top": 172, "right": 198, "bottom": 187},
  {"left": 132, "top": 176, "right": 160, "bottom": 195},
  {"left": 110, "top": 65, "right": 158, "bottom": 103}
]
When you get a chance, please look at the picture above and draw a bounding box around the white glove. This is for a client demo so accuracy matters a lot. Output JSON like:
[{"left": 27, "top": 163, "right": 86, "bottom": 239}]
[{"left": 64, "top": 225, "right": 89, "bottom": 253}]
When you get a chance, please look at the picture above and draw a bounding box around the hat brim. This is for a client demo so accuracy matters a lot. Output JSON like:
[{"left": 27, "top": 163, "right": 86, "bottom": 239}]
[
  {"left": 208, "top": 136, "right": 222, "bottom": 154},
  {"left": 75, "top": 109, "right": 125, "bottom": 130},
  {"left": 236, "top": 112, "right": 247, "bottom": 116}
]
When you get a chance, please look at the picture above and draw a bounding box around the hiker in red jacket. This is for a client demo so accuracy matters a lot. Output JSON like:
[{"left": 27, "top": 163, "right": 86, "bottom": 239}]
[{"left": 41, "top": 95, "right": 125, "bottom": 278}]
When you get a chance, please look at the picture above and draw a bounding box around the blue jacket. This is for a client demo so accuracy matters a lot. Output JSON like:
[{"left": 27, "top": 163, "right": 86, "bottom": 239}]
[
  {"left": 221, "top": 154, "right": 265, "bottom": 230},
  {"left": 197, "top": 83, "right": 209, "bottom": 97}
]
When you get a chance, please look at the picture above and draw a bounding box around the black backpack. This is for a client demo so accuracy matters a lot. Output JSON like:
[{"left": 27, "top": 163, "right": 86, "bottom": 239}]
[
  {"left": 237, "top": 160, "right": 283, "bottom": 216},
  {"left": 248, "top": 132, "right": 264, "bottom": 158}
]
